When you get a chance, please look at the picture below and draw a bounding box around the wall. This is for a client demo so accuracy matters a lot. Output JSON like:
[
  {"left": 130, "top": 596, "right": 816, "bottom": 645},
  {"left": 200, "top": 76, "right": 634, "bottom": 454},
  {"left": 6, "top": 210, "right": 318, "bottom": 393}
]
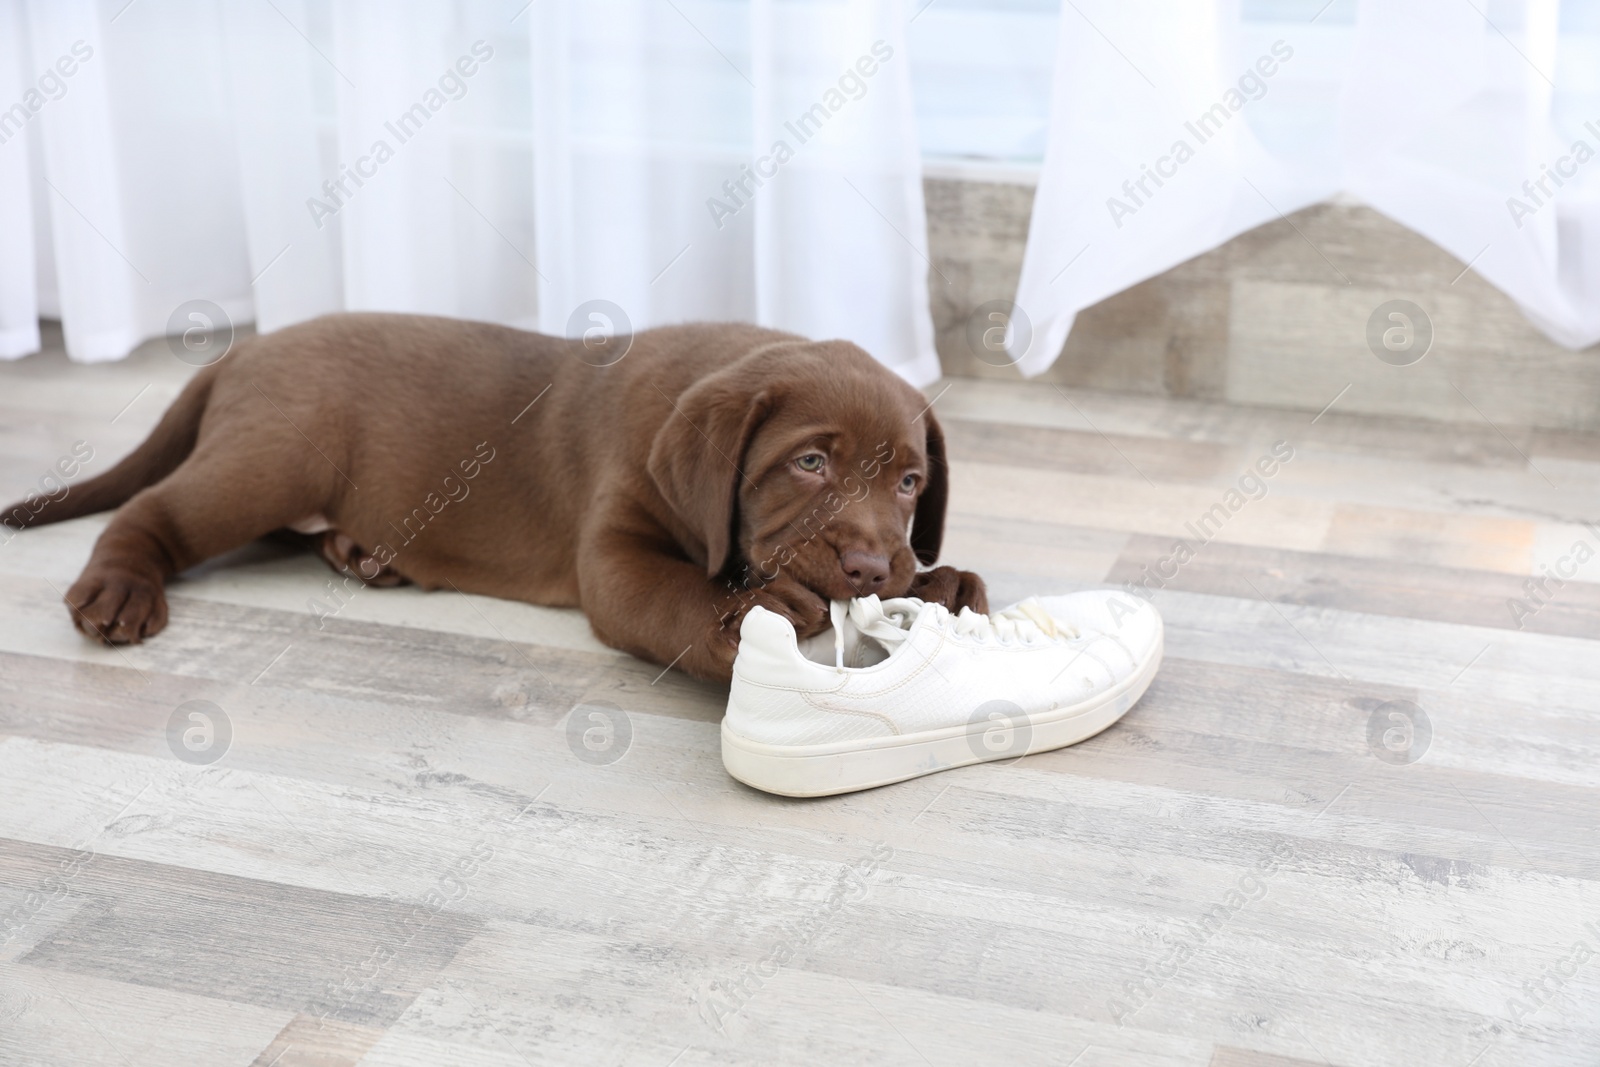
[{"left": 927, "top": 178, "right": 1600, "bottom": 433}]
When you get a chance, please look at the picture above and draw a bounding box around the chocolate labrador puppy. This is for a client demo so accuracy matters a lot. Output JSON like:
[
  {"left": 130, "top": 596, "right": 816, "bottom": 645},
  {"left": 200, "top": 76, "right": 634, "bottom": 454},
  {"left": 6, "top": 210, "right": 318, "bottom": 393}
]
[{"left": 4, "top": 314, "right": 985, "bottom": 681}]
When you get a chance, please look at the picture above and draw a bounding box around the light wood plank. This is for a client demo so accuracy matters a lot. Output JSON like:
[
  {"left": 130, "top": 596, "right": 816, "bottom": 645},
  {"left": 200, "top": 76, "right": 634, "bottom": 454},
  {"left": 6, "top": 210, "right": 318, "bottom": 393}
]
[
  {"left": 1106, "top": 534, "right": 1600, "bottom": 638},
  {"left": 2, "top": 337, "right": 1598, "bottom": 1067},
  {"left": 0, "top": 962, "right": 289, "bottom": 1067}
]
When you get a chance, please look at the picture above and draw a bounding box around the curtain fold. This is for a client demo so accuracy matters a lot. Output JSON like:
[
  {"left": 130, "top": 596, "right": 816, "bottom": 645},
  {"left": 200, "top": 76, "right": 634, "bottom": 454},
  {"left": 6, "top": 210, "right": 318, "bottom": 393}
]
[
  {"left": 332, "top": 0, "right": 459, "bottom": 316},
  {"left": 22, "top": 0, "right": 143, "bottom": 362},
  {"left": 14, "top": 0, "right": 255, "bottom": 362},
  {"left": 220, "top": 0, "right": 344, "bottom": 332},
  {"left": 749, "top": 0, "right": 938, "bottom": 384},
  {"left": 1011, "top": 0, "right": 1600, "bottom": 374},
  {"left": 1, "top": 0, "right": 939, "bottom": 386},
  {"left": 1340, "top": 0, "right": 1600, "bottom": 350},
  {"left": 528, "top": 0, "right": 936, "bottom": 383},
  {"left": 0, "top": 0, "right": 39, "bottom": 358}
]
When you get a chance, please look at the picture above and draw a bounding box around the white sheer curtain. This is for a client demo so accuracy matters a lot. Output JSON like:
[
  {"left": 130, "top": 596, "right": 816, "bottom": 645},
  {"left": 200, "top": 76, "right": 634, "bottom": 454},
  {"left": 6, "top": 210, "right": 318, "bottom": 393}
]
[
  {"left": 1011, "top": 0, "right": 1600, "bottom": 374},
  {"left": 528, "top": 0, "right": 936, "bottom": 380},
  {"left": 0, "top": 0, "right": 939, "bottom": 384}
]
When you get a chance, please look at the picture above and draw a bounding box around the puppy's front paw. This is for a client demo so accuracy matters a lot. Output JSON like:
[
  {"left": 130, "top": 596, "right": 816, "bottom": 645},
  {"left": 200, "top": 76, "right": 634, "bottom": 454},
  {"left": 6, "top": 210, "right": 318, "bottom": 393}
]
[
  {"left": 65, "top": 568, "right": 169, "bottom": 644},
  {"left": 908, "top": 565, "right": 988, "bottom": 615},
  {"left": 717, "top": 575, "right": 830, "bottom": 648},
  {"left": 757, "top": 578, "right": 832, "bottom": 638}
]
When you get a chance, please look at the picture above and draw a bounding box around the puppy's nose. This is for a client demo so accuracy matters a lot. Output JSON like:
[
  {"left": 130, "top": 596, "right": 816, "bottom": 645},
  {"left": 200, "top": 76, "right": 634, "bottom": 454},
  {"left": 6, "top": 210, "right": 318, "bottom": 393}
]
[{"left": 840, "top": 550, "right": 891, "bottom": 595}]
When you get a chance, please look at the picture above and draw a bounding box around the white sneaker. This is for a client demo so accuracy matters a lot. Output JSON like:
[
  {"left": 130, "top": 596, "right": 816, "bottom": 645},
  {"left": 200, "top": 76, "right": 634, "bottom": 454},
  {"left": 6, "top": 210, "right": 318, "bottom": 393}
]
[{"left": 723, "top": 591, "right": 1163, "bottom": 797}]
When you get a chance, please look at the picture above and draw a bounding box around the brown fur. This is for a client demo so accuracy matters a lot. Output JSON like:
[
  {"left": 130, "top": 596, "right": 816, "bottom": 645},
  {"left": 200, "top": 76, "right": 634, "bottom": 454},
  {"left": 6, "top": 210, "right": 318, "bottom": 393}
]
[{"left": 2, "top": 314, "right": 986, "bottom": 682}]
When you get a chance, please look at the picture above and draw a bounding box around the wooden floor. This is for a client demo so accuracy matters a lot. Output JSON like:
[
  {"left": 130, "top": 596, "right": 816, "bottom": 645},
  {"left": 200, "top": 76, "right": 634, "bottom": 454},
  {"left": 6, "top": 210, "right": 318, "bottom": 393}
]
[{"left": 1, "top": 334, "right": 1598, "bottom": 1067}]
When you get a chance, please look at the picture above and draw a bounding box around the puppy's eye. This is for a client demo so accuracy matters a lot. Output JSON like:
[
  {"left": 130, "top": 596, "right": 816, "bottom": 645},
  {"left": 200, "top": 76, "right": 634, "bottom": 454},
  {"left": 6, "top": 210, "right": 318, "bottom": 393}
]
[
  {"left": 898, "top": 473, "right": 918, "bottom": 493},
  {"left": 795, "top": 453, "right": 825, "bottom": 473}
]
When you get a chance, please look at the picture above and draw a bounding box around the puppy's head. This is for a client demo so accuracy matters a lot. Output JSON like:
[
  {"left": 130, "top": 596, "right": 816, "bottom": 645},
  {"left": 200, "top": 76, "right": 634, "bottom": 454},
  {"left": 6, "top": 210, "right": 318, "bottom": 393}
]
[{"left": 647, "top": 339, "right": 947, "bottom": 601}]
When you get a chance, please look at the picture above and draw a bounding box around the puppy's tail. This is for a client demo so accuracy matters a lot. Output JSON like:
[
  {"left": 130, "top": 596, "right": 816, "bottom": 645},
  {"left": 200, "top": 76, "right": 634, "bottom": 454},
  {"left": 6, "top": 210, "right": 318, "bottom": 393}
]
[{"left": 1, "top": 363, "right": 219, "bottom": 530}]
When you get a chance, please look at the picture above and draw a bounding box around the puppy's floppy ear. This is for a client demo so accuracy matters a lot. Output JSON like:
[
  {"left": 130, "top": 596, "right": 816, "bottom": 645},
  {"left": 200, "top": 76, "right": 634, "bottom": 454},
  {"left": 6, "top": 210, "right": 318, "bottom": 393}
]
[
  {"left": 911, "top": 409, "right": 948, "bottom": 566},
  {"left": 647, "top": 373, "right": 772, "bottom": 577}
]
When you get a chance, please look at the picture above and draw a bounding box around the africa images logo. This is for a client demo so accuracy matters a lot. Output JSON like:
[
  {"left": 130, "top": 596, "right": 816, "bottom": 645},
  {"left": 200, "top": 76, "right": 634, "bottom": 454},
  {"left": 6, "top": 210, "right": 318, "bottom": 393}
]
[
  {"left": 305, "top": 42, "right": 494, "bottom": 229},
  {"left": 705, "top": 41, "right": 895, "bottom": 230},
  {"left": 1105, "top": 41, "right": 1294, "bottom": 229}
]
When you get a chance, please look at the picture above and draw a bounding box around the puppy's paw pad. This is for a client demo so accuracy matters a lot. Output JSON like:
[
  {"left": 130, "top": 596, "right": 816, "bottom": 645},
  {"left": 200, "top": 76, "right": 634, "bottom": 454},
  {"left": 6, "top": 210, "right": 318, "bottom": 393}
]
[{"left": 65, "top": 571, "right": 168, "bottom": 644}]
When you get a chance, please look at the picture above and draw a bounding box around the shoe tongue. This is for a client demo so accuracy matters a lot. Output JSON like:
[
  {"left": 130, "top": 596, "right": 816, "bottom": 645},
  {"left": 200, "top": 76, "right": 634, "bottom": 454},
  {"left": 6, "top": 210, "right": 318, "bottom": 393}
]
[{"left": 798, "top": 595, "right": 923, "bottom": 669}]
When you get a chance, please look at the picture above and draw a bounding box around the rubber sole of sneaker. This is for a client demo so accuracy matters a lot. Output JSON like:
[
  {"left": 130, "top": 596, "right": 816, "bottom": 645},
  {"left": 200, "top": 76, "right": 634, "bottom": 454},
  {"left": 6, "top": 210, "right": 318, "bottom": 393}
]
[{"left": 721, "top": 630, "right": 1164, "bottom": 798}]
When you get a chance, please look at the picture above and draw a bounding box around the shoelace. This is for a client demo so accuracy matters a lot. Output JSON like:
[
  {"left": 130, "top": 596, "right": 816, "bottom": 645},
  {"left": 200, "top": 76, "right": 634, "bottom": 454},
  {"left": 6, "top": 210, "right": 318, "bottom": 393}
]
[{"left": 828, "top": 596, "right": 1077, "bottom": 670}]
